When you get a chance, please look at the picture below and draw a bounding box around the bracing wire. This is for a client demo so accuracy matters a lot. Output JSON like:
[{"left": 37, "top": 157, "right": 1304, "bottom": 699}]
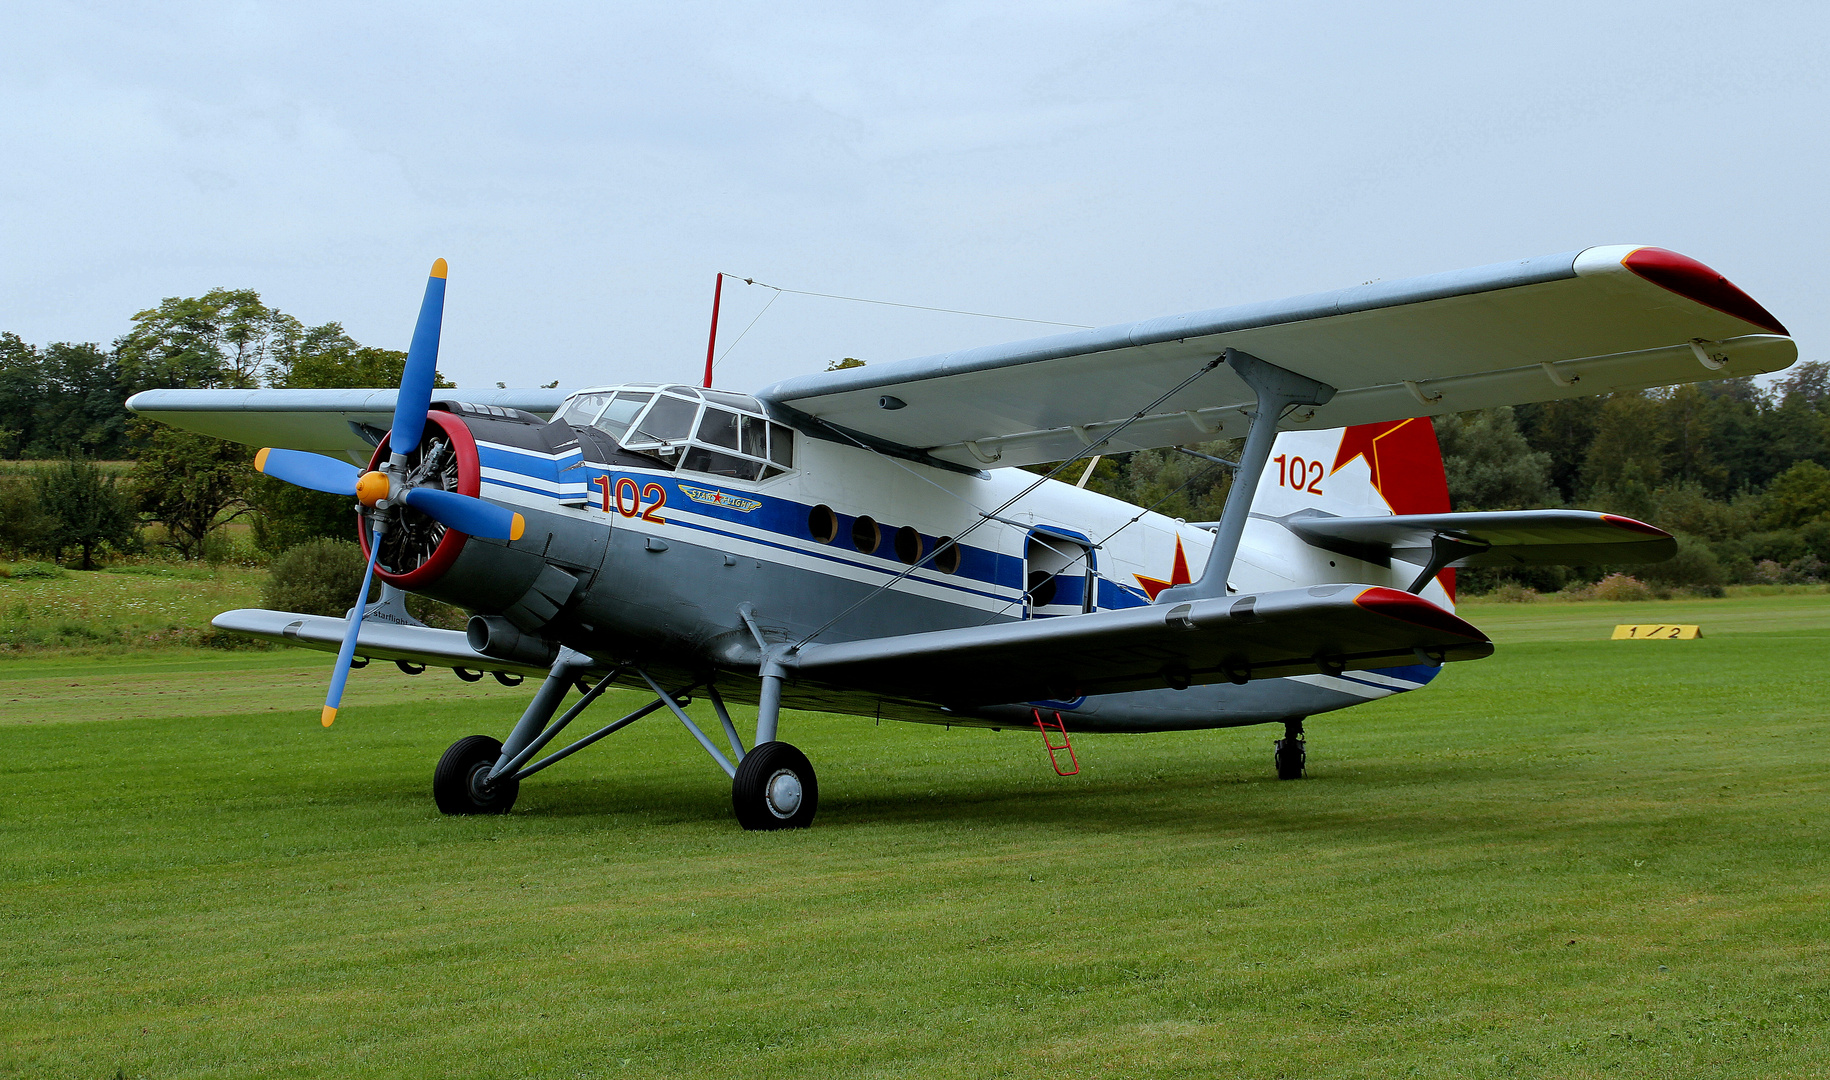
[
  {"left": 728, "top": 276, "right": 1094, "bottom": 329},
  {"left": 710, "top": 288, "right": 780, "bottom": 370}
]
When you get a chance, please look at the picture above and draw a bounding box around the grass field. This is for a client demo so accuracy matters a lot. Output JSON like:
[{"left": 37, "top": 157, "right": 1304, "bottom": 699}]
[{"left": 3, "top": 594, "right": 1827, "bottom": 1078}]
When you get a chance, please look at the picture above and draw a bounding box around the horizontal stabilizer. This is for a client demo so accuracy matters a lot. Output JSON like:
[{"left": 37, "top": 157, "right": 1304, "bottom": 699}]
[
  {"left": 1281, "top": 510, "right": 1676, "bottom": 568},
  {"left": 211, "top": 608, "right": 557, "bottom": 677},
  {"left": 786, "top": 584, "right": 1492, "bottom": 707}
]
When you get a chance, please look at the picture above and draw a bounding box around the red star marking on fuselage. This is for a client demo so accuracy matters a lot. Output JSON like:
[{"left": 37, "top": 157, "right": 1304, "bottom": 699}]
[{"left": 1134, "top": 535, "right": 1192, "bottom": 600}]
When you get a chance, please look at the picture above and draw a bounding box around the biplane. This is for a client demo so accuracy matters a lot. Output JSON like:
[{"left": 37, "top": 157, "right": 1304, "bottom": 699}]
[{"left": 128, "top": 246, "right": 1794, "bottom": 829}]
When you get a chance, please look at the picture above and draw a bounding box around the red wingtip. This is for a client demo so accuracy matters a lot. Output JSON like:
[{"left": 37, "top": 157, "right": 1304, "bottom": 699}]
[
  {"left": 1622, "top": 248, "right": 1788, "bottom": 336},
  {"left": 1354, "top": 587, "right": 1486, "bottom": 639},
  {"left": 1601, "top": 514, "right": 1670, "bottom": 537}
]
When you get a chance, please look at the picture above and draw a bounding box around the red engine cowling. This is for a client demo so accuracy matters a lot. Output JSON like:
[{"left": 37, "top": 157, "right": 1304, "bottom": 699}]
[{"left": 357, "top": 410, "right": 482, "bottom": 589}]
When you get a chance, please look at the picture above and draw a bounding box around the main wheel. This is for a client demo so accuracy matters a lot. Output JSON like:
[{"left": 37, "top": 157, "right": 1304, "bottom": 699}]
[
  {"left": 731, "top": 741, "right": 818, "bottom": 830},
  {"left": 434, "top": 734, "right": 519, "bottom": 815},
  {"left": 1273, "top": 736, "right": 1306, "bottom": 780}
]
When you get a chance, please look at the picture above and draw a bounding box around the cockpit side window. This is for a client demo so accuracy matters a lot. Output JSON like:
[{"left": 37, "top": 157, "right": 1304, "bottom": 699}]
[
  {"left": 697, "top": 407, "right": 741, "bottom": 450},
  {"left": 768, "top": 423, "right": 794, "bottom": 468}
]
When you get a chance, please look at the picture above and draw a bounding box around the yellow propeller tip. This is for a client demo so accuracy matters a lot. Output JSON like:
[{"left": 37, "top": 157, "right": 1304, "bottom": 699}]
[
  {"left": 320, "top": 706, "right": 338, "bottom": 727},
  {"left": 254, "top": 447, "right": 271, "bottom": 473},
  {"left": 510, "top": 513, "right": 526, "bottom": 541},
  {"left": 430, "top": 258, "right": 448, "bottom": 279}
]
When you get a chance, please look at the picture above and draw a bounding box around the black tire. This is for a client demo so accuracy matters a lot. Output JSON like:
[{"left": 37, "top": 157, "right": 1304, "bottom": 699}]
[
  {"left": 1273, "top": 737, "right": 1306, "bottom": 780},
  {"left": 434, "top": 735, "right": 519, "bottom": 815},
  {"left": 731, "top": 741, "right": 818, "bottom": 830}
]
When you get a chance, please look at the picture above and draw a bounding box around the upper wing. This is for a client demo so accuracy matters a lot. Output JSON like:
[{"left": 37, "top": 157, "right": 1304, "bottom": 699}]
[
  {"left": 786, "top": 583, "right": 1492, "bottom": 706},
  {"left": 1282, "top": 510, "right": 1678, "bottom": 568},
  {"left": 757, "top": 246, "right": 1795, "bottom": 470},
  {"left": 125, "top": 387, "right": 576, "bottom": 461}
]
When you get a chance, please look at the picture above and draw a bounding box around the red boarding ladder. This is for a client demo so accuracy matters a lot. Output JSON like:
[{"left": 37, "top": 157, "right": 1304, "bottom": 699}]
[{"left": 1032, "top": 708, "right": 1080, "bottom": 777}]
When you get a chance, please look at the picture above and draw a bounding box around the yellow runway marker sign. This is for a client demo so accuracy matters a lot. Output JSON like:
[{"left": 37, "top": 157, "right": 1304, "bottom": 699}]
[{"left": 1612, "top": 624, "right": 1702, "bottom": 639}]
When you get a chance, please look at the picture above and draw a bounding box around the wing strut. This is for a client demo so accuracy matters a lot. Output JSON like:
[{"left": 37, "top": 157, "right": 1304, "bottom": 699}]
[
  {"left": 1161, "top": 349, "right": 1335, "bottom": 603},
  {"left": 1406, "top": 532, "right": 1491, "bottom": 594}
]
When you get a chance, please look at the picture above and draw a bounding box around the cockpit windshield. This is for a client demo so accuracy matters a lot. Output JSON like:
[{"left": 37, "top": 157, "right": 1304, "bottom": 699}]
[{"left": 558, "top": 383, "right": 795, "bottom": 482}]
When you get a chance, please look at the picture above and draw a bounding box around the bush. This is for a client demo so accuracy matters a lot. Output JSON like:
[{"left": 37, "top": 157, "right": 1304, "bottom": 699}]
[
  {"left": 1637, "top": 535, "right": 1726, "bottom": 596},
  {"left": 1568, "top": 573, "right": 1658, "bottom": 602},
  {"left": 262, "top": 539, "right": 374, "bottom": 616},
  {"left": 0, "top": 560, "right": 66, "bottom": 580},
  {"left": 0, "top": 478, "right": 50, "bottom": 557},
  {"left": 1487, "top": 582, "right": 1539, "bottom": 603}
]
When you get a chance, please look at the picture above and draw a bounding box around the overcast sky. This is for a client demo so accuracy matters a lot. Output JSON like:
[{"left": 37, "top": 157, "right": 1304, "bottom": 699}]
[{"left": 3, "top": 1, "right": 1823, "bottom": 392}]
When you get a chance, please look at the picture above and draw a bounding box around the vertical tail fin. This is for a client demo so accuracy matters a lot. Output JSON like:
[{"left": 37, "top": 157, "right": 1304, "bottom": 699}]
[{"left": 1253, "top": 418, "right": 1455, "bottom": 599}]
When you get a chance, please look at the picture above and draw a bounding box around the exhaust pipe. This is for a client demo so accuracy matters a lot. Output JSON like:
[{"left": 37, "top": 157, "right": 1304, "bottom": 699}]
[{"left": 467, "top": 616, "right": 558, "bottom": 667}]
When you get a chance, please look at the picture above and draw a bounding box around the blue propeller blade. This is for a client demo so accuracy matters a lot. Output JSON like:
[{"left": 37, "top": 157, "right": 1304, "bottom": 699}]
[
  {"left": 402, "top": 486, "right": 526, "bottom": 542},
  {"left": 254, "top": 448, "right": 360, "bottom": 496},
  {"left": 389, "top": 259, "right": 447, "bottom": 455},
  {"left": 321, "top": 538, "right": 383, "bottom": 727}
]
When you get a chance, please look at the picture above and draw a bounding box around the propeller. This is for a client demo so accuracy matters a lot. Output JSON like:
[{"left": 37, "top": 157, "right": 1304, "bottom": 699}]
[{"left": 252, "top": 259, "right": 527, "bottom": 726}]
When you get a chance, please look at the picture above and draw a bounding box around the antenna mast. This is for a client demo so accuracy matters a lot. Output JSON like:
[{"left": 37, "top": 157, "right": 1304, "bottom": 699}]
[{"left": 701, "top": 272, "right": 724, "bottom": 388}]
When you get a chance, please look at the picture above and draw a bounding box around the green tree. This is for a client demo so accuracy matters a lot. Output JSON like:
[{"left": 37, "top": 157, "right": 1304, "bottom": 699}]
[
  {"left": 1581, "top": 392, "right": 1668, "bottom": 518},
  {"left": 1433, "top": 407, "right": 1555, "bottom": 510},
  {"left": 1762, "top": 460, "right": 1830, "bottom": 529},
  {"left": 127, "top": 423, "right": 253, "bottom": 559},
  {"left": 30, "top": 342, "right": 129, "bottom": 458},
  {"left": 1658, "top": 385, "right": 1726, "bottom": 493},
  {"left": 0, "top": 332, "right": 40, "bottom": 458},
  {"left": 826, "top": 357, "right": 866, "bottom": 371},
  {"left": 1514, "top": 396, "right": 1603, "bottom": 503},
  {"left": 31, "top": 458, "right": 139, "bottom": 570}
]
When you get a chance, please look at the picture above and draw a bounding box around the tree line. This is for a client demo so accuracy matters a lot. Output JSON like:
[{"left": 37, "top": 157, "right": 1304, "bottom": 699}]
[
  {"left": 3, "top": 285, "right": 1827, "bottom": 595},
  {"left": 1, "top": 288, "right": 417, "bottom": 564}
]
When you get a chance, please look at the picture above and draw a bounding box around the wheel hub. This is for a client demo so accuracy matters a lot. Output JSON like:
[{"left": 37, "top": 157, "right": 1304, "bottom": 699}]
[
  {"left": 467, "top": 761, "right": 498, "bottom": 803},
  {"left": 764, "top": 769, "right": 803, "bottom": 818}
]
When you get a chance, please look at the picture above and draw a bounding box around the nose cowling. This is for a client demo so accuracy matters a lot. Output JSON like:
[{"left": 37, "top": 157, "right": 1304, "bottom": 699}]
[{"left": 357, "top": 409, "right": 481, "bottom": 590}]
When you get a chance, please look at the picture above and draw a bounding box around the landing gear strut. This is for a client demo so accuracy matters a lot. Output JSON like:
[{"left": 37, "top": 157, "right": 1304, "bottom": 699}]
[{"left": 1273, "top": 718, "right": 1306, "bottom": 780}]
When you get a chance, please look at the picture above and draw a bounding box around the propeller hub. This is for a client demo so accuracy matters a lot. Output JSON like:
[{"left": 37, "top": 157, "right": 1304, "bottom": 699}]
[{"left": 356, "top": 470, "right": 392, "bottom": 508}]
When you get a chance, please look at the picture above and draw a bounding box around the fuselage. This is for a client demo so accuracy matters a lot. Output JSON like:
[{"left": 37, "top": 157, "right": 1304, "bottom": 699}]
[{"left": 387, "top": 384, "right": 1445, "bottom": 732}]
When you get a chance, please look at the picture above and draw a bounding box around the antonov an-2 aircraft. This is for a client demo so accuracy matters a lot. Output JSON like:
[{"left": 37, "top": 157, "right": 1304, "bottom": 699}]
[{"left": 129, "top": 246, "right": 1794, "bottom": 830}]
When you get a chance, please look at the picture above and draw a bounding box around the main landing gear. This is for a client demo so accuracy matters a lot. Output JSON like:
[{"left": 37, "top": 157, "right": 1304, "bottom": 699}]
[
  {"left": 1273, "top": 718, "right": 1306, "bottom": 780},
  {"left": 430, "top": 646, "right": 817, "bottom": 830}
]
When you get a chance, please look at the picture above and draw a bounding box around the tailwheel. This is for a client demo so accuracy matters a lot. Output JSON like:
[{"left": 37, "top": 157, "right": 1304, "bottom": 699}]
[
  {"left": 434, "top": 734, "right": 520, "bottom": 815},
  {"left": 1273, "top": 718, "right": 1306, "bottom": 780},
  {"left": 732, "top": 741, "right": 818, "bottom": 830}
]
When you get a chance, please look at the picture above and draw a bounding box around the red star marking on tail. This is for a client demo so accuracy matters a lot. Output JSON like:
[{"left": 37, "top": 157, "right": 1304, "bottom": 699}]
[
  {"left": 1134, "top": 535, "right": 1192, "bottom": 600},
  {"left": 1330, "top": 418, "right": 1449, "bottom": 517}
]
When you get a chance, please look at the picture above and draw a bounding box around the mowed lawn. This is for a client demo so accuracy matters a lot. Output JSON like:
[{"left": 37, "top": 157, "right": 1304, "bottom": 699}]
[{"left": 2, "top": 594, "right": 1827, "bottom": 1078}]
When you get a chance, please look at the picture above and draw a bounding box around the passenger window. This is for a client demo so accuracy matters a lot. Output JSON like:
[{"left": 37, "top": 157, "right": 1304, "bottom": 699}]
[
  {"left": 697, "top": 408, "right": 741, "bottom": 450},
  {"left": 630, "top": 395, "right": 698, "bottom": 444},
  {"left": 768, "top": 423, "right": 794, "bottom": 468},
  {"left": 681, "top": 446, "right": 765, "bottom": 481},
  {"left": 591, "top": 393, "right": 651, "bottom": 442}
]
